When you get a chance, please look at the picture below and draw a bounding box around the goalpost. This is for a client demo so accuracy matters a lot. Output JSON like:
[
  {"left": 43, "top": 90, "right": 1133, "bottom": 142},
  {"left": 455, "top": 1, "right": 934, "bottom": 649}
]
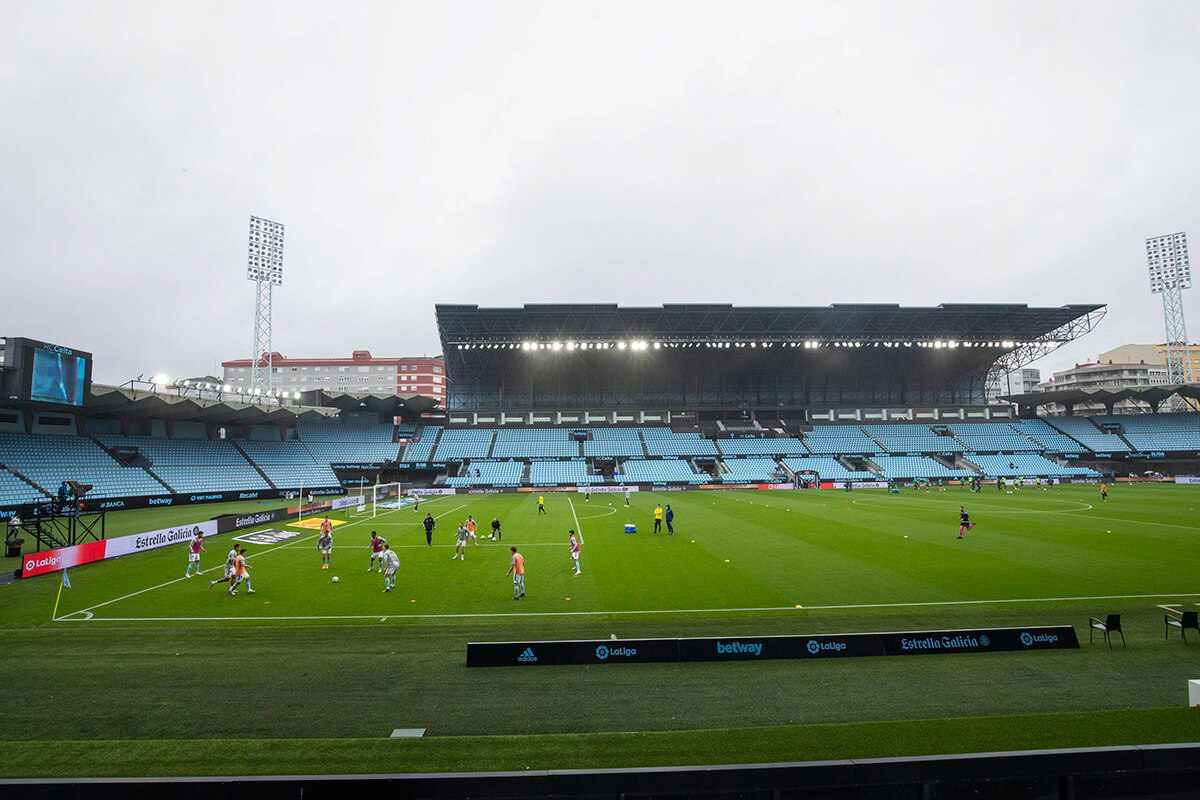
[{"left": 350, "top": 481, "right": 405, "bottom": 518}]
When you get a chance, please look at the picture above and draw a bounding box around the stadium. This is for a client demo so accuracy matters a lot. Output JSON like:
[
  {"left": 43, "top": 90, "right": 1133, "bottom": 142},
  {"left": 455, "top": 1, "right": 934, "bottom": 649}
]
[{"left": 3, "top": 300, "right": 1200, "bottom": 797}]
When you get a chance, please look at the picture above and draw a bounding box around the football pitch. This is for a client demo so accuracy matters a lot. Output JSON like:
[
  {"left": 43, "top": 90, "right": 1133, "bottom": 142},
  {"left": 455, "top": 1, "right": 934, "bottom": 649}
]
[{"left": 2, "top": 484, "right": 1199, "bottom": 777}]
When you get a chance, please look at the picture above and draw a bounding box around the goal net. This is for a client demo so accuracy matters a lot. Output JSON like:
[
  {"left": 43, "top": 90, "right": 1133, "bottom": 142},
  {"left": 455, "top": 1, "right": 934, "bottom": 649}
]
[{"left": 350, "top": 482, "right": 405, "bottom": 518}]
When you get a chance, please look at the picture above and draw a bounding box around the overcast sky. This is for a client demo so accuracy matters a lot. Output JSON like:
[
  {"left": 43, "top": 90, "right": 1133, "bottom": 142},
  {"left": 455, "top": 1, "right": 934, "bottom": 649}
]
[{"left": 2, "top": 0, "right": 1198, "bottom": 387}]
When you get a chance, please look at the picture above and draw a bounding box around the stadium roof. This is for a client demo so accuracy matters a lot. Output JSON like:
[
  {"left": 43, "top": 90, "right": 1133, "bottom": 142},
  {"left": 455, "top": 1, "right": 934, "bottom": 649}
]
[
  {"left": 85, "top": 385, "right": 341, "bottom": 425},
  {"left": 0, "top": 385, "right": 440, "bottom": 427},
  {"left": 1001, "top": 384, "right": 1200, "bottom": 411},
  {"left": 437, "top": 303, "right": 1104, "bottom": 346}
]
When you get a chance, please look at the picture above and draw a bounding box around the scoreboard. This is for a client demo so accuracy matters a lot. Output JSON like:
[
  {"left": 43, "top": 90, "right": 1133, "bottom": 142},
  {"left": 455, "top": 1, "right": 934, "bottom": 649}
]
[{"left": 0, "top": 337, "right": 93, "bottom": 408}]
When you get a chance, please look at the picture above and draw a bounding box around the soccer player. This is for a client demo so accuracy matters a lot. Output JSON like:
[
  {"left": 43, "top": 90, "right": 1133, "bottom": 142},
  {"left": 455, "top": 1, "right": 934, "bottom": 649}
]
[
  {"left": 1100, "top": 483, "right": 1108, "bottom": 502},
  {"left": 452, "top": 522, "right": 470, "bottom": 560},
  {"left": 568, "top": 530, "right": 581, "bottom": 576},
  {"left": 506, "top": 546, "right": 525, "bottom": 599},
  {"left": 318, "top": 526, "right": 333, "bottom": 570},
  {"left": 230, "top": 547, "right": 254, "bottom": 595},
  {"left": 624, "top": 487, "right": 631, "bottom": 507},
  {"left": 653, "top": 504, "right": 663, "bottom": 534},
  {"left": 465, "top": 515, "right": 479, "bottom": 545},
  {"left": 422, "top": 512, "right": 435, "bottom": 546},
  {"left": 210, "top": 543, "right": 239, "bottom": 589},
  {"left": 537, "top": 495, "right": 546, "bottom": 515},
  {"left": 381, "top": 544, "right": 399, "bottom": 592},
  {"left": 413, "top": 493, "right": 420, "bottom": 512},
  {"left": 664, "top": 504, "right": 674, "bottom": 535},
  {"left": 368, "top": 531, "right": 387, "bottom": 571},
  {"left": 585, "top": 487, "right": 590, "bottom": 502},
  {"left": 490, "top": 516, "right": 502, "bottom": 541},
  {"left": 184, "top": 528, "right": 206, "bottom": 578},
  {"left": 319, "top": 517, "right": 333, "bottom": 540},
  {"left": 958, "top": 506, "right": 976, "bottom": 539}
]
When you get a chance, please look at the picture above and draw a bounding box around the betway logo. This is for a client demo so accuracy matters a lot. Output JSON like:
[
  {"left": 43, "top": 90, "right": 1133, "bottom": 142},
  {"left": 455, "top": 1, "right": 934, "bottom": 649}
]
[
  {"left": 716, "top": 641, "right": 763, "bottom": 656},
  {"left": 24, "top": 553, "right": 62, "bottom": 570},
  {"left": 148, "top": 497, "right": 174, "bottom": 506},
  {"left": 517, "top": 648, "right": 537, "bottom": 663}
]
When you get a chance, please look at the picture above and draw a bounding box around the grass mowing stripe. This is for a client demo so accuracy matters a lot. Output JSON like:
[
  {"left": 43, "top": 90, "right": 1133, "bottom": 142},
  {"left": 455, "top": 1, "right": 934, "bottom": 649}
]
[
  {"left": 55, "top": 590, "right": 1200, "bottom": 622},
  {"left": 0, "top": 708, "right": 1193, "bottom": 778}
]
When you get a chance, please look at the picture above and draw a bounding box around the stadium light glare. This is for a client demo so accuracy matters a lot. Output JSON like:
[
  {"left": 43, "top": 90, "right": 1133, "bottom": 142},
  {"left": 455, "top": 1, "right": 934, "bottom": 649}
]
[
  {"left": 293, "top": 392, "right": 300, "bottom": 399},
  {"left": 552, "top": 341, "right": 563, "bottom": 350}
]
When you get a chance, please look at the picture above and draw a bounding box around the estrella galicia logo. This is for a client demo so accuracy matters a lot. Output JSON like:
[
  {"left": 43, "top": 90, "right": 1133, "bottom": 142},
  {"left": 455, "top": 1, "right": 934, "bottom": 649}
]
[
  {"left": 979, "top": 635, "right": 991, "bottom": 647},
  {"left": 1020, "top": 632, "right": 1033, "bottom": 647},
  {"left": 595, "top": 645, "right": 609, "bottom": 660},
  {"left": 807, "top": 640, "right": 820, "bottom": 655},
  {"left": 517, "top": 648, "right": 537, "bottom": 663}
]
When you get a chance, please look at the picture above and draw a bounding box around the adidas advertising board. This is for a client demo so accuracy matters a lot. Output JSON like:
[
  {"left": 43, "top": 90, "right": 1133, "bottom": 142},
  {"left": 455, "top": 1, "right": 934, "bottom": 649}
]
[{"left": 466, "top": 626, "right": 1078, "bottom": 667}]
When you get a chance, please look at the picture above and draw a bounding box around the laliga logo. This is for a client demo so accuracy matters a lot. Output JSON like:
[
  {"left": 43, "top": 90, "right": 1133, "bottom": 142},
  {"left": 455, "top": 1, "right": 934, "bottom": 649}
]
[
  {"left": 807, "top": 640, "right": 820, "bottom": 655},
  {"left": 979, "top": 635, "right": 991, "bottom": 647},
  {"left": 1020, "top": 632, "right": 1033, "bottom": 647},
  {"left": 595, "top": 644, "right": 637, "bottom": 660}
]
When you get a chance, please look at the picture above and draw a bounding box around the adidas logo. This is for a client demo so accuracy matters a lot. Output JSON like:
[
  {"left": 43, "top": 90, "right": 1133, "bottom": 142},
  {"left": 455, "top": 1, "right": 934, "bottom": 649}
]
[{"left": 517, "top": 648, "right": 538, "bottom": 663}]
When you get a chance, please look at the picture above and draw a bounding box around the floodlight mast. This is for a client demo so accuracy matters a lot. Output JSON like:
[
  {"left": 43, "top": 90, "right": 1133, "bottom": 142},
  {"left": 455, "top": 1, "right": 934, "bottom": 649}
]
[
  {"left": 1146, "top": 232, "right": 1193, "bottom": 386},
  {"left": 247, "top": 216, "right": 284, "bottom": 397}
]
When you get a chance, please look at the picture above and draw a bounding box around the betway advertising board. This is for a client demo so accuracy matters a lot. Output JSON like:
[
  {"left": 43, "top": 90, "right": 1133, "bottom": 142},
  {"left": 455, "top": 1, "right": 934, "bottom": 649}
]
[
  {"left": 22, "top": 519, "right": 219, "bottom": 578},
  {"left": 467, "top": 626, "right": 1079, "bottom": 667}
]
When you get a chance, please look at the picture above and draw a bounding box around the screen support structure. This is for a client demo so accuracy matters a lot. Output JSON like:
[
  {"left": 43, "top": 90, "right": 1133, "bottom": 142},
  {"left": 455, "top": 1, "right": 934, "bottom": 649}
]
[{"left": 247, "top": 216, "right": 285, "bottom": 397}]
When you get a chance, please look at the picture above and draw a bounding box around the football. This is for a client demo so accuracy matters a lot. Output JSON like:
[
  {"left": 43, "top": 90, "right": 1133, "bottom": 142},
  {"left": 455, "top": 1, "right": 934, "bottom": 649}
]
[{"left": 331, "top": 576, "right": 340, "bottom": 583}]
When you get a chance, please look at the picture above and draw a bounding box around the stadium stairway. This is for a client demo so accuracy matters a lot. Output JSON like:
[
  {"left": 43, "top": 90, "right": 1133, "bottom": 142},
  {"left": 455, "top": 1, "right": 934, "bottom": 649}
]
[
  {"left": 861, "top": 427, "right": 887, "bottom": 452},
  {"left": 1, "top": 464, "right": 51, "bottom": 504},
  {"left": 636, "top": 430, "right": 650, "bottom": 457},
  {"left": 89, "top": 436, "right": 175, "bottom": 494},
  {"left": 231, "top": 441, "right": 280, "bottom": 490},
  {"left": 484, "top": 430, "right": 498, "bottom": 458},
  {"left": 521, "top": 462, "right": 531, "bottom": 484}
]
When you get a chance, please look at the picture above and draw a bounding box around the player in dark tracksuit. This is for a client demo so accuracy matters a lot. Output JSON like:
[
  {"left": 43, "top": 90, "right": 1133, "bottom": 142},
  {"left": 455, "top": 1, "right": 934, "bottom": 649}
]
[
  {"left": 422, "top": 513, "right": 435, "bottom": 546},
  {"left": 664, "top": 505, "right": 674, "bottom": 535},
  {"left": 958, "top": 506, "right": 976, "bottom": 539}
]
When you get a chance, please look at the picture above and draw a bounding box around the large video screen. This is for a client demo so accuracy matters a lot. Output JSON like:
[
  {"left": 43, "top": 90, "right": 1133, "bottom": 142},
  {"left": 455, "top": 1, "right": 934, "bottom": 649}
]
[{"left": 30, "top": 348, "right": 88, "bottom": 406}]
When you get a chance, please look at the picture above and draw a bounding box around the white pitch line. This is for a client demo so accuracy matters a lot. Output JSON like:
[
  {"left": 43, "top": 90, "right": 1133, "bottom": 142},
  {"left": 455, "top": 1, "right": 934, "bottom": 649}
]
[
  {"left": 852, "top": 495, "right": 1200, "bottom": 531},
  {"left": 56, "top": 502, "right": 466, "bottom": 621},
  {"left": 55, "top": 591, "right": 1200, "bottom": 623},
  {"left": 567, "top": 496, "right": 583, "bottom": 544}
]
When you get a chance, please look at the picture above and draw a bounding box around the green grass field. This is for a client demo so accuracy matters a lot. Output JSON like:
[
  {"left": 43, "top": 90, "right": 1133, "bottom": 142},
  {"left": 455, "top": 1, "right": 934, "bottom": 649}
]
[{"left": 2, "top": 484, "right": 1199, "bottom": 777}]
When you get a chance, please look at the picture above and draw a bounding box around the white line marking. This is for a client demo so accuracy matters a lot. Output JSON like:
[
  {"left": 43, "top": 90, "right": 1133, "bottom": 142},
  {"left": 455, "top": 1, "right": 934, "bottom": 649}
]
[
  {"left": 56, "top": 592, "right": 1200, "bottom": 622},
  {"left": 568, "top": 496, "right": 583, "bottom": 545},
  {"left": 575, "top": 506, "right": 617, "bottom": 521},
  {"left": 56, "top": 502, "right": 467, "bottom": 622},
  {"left": 865, "top": 495, "right": 1200, "bottom": 531}
]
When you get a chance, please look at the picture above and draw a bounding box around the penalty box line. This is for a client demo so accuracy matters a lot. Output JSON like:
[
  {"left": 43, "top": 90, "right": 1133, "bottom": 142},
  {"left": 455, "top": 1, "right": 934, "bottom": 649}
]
[
  {"left": 54, "top": 501, "right": 467, "bottom": 622},
  {"left": 56, "top": 591, "right": 1200, "bottom": 623}
]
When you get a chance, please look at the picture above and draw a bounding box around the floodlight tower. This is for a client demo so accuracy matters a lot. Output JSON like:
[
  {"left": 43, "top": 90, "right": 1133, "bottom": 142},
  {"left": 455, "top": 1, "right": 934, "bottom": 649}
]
[
  {"left": 1145, "top": 232, "right": 1193, "bottom": 387},
  {"left": 247, "top": 216, "right": 285, "bottom": 396}
]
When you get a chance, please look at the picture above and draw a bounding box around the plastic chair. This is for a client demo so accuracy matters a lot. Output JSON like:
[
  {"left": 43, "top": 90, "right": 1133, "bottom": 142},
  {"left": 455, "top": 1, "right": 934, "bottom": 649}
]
[
  {"left": 1165, "top": 611, "right": 1199, "bottom": 644},
  {"left": 1089, "top": 614, "right": 1125, "bottom": 649}
]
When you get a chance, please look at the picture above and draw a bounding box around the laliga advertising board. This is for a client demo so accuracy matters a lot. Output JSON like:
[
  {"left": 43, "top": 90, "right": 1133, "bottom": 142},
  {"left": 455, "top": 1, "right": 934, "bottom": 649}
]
[{"left": 21, "top": 519, "right": 220, "bottom": 578}]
